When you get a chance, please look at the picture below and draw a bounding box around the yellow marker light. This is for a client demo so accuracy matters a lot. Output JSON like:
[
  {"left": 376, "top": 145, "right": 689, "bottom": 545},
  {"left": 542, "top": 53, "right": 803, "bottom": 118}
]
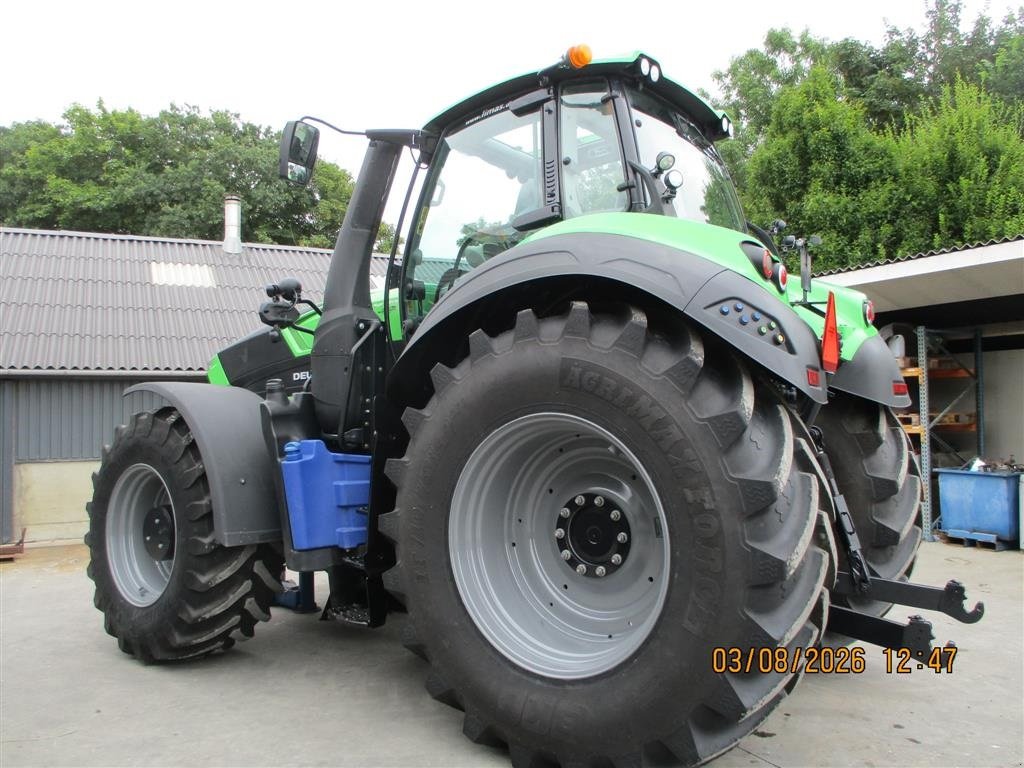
[{"left": 566, "top": 44, "right": 593, "bottom": 69}]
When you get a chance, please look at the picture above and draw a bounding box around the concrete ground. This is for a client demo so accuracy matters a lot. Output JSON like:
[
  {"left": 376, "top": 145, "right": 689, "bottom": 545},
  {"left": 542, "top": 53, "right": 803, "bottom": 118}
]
[{"left": 1, "top": 541, "right": 1021, "bottom": 768}]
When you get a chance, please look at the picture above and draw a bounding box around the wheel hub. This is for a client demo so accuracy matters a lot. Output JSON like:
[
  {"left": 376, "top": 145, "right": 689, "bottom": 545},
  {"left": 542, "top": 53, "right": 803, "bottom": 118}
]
[
  {"left": 143, "top": 505, "right": 175, "bottom": 561},
  {"left": 555, "top": 493, "right": 631, "bottom": 577}
]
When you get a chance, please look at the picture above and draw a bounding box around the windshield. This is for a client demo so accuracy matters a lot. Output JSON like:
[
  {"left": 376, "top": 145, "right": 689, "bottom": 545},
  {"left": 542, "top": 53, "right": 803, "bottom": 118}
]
[{"left": 628, "top": 88, "right": 745, "bottom": 232}]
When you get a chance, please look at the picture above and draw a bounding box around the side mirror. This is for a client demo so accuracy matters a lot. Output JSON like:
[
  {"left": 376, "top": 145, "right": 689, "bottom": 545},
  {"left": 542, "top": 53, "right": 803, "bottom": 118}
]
[{"left": 279, "top": 121, "right": 320, "bottom": 186}]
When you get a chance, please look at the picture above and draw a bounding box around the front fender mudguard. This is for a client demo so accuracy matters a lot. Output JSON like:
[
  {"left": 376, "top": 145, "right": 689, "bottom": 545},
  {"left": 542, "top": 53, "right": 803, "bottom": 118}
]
[
  {"left": 124, "top": 382, "right": 281, "bottom": 546},
  {"left": 390, "top": 232, "right": 828, "bottom": 404}
]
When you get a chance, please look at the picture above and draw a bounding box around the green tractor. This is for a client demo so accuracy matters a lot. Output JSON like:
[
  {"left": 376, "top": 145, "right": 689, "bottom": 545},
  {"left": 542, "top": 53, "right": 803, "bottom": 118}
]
[{"left": 86, "top": 47, "right": 983, "bottom": 766}]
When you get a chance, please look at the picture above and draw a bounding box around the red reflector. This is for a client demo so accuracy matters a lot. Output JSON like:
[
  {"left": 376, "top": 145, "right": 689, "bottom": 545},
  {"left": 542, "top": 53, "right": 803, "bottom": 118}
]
[
  {"left": 807, "top": 368, "right": 821, "bottom": 387},
  {"left": 893, "top": 381, "right": 908, "bottom": 396},
  {"left": 821, "top": 291, "right": 840, "bottom": 373},
  {"left": 762, "top": 250, "right": 773, "bottom": 279}
]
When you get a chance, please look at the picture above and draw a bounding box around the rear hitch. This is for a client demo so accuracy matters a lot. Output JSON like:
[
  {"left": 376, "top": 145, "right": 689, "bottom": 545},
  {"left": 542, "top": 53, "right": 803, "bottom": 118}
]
[
  {"left": 808, "top": 425, "right": 871, "bottom": 590},
  {"left": 828, "top": 571, "right": 985, "bottom": 659},
  {"left": 809, "top": 423, "right": 985, "bottom": 657}
]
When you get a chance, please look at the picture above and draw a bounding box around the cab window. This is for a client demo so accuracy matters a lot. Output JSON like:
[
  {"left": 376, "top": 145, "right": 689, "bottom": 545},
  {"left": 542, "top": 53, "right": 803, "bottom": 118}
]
[
  {"left": 628, "top": 88, "right": 745, "bottom": 232},
  {"left": 404, "top": 105, "right": 542, "bottom": 320},
  {"left": 559, "top": 83, "right": 628, "bottom": 217}
]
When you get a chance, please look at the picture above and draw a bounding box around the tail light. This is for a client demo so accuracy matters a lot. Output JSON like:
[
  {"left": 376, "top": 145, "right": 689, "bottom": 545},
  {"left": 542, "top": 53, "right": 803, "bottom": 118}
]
[
  {"left": 863, "top": 299, "right": 875, "bottom": 325},
  {"left": 773, "top": 262, "right": 788, "bottom": 292}
]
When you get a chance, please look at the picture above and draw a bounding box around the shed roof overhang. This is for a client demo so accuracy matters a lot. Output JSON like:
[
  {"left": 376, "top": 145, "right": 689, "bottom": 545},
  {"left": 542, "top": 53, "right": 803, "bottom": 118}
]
[{"left": 821, "top": 239, "right": 1023, "bottom": 312}]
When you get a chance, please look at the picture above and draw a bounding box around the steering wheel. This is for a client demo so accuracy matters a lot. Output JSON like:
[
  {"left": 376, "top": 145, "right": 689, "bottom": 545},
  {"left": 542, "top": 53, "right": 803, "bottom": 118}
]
[
  {"left": 433, "top": 235, "right": 477, "bottom": 303},
  {"left": 433, "top": 227, "right": 522, "bottom": 303}
]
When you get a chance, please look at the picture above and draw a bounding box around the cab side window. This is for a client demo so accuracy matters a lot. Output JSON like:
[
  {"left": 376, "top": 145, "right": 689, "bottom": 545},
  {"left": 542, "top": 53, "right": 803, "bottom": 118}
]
[
  {"left": 559, "top": 83, "right": 628, "bottom": 217},
  {"left": 405, "top": 106, "right": 542, "bottom": 320}
]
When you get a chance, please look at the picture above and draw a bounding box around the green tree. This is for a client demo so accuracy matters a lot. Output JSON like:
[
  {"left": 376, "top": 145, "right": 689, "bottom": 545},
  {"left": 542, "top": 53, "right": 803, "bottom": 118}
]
[
  {"left": 0, "top": 103, "right": 354, "bottom": 247},
  {"left": 374, "top": 221, "right": 403, "bottom": 254},
  {"left": 889, "top": 79, "right": 1024, "bottom": 253}
]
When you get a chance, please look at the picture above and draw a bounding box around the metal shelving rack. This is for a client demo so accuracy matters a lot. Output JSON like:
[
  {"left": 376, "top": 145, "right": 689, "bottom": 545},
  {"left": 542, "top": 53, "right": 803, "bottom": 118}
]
[{"left": 900, "top": 327, "right": 984, "bottom": 541}]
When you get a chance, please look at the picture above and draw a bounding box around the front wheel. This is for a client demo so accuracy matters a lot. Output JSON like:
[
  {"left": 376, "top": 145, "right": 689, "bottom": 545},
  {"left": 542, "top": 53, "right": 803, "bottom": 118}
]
[
  {"left": 381, "top": 302, "right": 831, "bottom": 767},
  {"left": 86, "top": 409, "right": 282, "bottom": 661},
  {"left": 816, "top": 393, "right": 922, "bottom": 617}
]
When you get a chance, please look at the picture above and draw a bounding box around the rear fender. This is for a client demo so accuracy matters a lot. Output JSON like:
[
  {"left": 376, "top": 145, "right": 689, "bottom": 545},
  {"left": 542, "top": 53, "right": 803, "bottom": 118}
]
[
  {"left": 124, "top": 382, "right": 282, "bottom": 546},
  {"left": 388, "top": 232, "right": 828, "bottom": 405}
]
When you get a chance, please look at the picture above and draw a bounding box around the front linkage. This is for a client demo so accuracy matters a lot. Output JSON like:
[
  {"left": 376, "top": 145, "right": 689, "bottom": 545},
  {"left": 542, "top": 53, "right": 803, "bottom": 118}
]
[{"left": 809, "top": 426, "right": 984, "bottom": 661}]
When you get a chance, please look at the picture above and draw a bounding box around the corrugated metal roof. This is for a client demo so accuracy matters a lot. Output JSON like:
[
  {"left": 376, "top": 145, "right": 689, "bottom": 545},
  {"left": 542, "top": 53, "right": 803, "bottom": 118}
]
[
  {"left": 0, "top": 228, "right": 392, "bottom": 373},
  {"left": 815, "top": 234, "right": 1024, "bottom": 276}
]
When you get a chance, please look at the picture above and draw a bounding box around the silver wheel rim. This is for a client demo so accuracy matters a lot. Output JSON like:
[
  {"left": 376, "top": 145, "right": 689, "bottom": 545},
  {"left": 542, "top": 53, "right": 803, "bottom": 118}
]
[
  {"left": 106, "top": 463, "right": 176, "bottom": 607},
  {"left": 449, "top": 412, "right": 670, "bottom": 679}
]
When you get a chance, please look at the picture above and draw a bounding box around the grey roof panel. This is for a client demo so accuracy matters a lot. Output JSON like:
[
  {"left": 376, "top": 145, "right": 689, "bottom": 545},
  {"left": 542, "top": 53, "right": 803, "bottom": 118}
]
[
  {"left": 815, "top": 234, "right": 1024, "bottom": 276},
  {"left": 0, "top": 227, "right": 392, "bottom": 372}
]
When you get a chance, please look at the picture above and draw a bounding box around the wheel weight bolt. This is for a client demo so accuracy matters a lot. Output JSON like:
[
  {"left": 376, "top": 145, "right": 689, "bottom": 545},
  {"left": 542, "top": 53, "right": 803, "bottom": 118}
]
[
  {"left": 595, "top": 566, "right": 607, "bottom": 577},
  {"left": 611, "top": 554, "right": 622, "bottom": 565},
  {"left": 594, "top": 496, "right": 605, "bottom": 507},
  {"left": 574, "top": 495, "right": 585, "bottom": 506},
  {"left": 561, "top": 549, "right": 572, "bottom": 561},
  {"left": 555, "top": 528, "right": 565, "bottom": 539},
  {"left": 617, "top": 532, "right": 628, "bottom": 544},
  {"left": 576, "top": 564, "right": 587, "bottom": 575},
  {"left": 610, "top": 509, "right": 621, "bottom": 521},
  {"left": 560, "top": 507, "right": 571, "bottom": 518}
]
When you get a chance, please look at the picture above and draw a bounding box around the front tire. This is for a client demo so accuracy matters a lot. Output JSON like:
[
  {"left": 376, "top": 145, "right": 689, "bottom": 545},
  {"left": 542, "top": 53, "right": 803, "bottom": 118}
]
[
  {"left": 86, "top": 409, "right": 282, "bottom": 661},
  {"left": 816, "top": 393, "right": 922, "bottom": 617},
  {"left": 382, "top": 303, "right": 831, "bottom": 767}
]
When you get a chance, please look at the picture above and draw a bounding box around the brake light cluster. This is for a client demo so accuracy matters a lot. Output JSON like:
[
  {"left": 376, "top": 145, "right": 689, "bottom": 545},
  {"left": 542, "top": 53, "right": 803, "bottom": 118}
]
[{"left": 741, "top": 242, "right": 788, "bottom": 294}]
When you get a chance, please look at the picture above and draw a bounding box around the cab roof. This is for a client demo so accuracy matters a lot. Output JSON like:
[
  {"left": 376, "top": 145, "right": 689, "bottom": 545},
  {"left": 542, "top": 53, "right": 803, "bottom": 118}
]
[{"left": 423, "top": 51, "right": 731, "bottom": 142}]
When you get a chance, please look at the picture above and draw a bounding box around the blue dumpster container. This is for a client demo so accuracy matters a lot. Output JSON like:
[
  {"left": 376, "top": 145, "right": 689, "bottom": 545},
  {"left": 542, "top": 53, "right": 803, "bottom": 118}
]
[{"left": 934, "top": 469, "right": 1021, "bottom": 544}]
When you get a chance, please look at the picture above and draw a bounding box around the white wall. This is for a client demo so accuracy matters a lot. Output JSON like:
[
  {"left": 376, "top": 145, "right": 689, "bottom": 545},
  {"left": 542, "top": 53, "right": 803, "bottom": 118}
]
[
  {"left": 981, "top": 349, "right": 1024, "bottom": 463},
  {"left": 13, "top": 461, "right": 97, "bottom": 542}
]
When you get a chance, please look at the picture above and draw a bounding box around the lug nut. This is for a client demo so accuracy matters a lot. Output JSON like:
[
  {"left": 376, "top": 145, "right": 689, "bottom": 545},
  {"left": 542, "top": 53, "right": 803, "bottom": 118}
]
[
  {"left": 555, "top": 528, "right": 565, "bottom": 540},
  {"left": 610, "top": 509, "right": 621, "bottom": 522},
  {"left": 595, "top": 566, "right": 607, "bottom": 577},
  {"left": 611, "top": 554, "right": 622, "bottom": 565},
  {"left": 574, "top": 495, "right": 585, "bottom": 506},
  {"left": 617, "top": 532, "right": 629, "bottom": 544},
  {"left": 594, "top": 496, "right": 605, "bottom": 507},
  {"left": 576, "top": 564, "right": 587, "bottom": 575},
  {"left": 561, "top": 550, "right": 572, "bottom": 561},
  {"left": 560, "top": 507, "right": 571, "bottom": 518}
]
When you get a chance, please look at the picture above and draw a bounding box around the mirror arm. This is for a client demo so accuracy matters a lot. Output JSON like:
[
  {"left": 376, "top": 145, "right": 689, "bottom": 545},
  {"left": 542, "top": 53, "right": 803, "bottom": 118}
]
[{"left": 296, "top": 298, "right": 322, "bottom": 316}]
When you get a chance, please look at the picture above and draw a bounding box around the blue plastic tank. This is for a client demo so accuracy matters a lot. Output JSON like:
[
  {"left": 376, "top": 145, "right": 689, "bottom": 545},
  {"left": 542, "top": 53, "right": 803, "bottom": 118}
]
[{"left": 280, "top": 440, "right": 372, "bottom": 550}]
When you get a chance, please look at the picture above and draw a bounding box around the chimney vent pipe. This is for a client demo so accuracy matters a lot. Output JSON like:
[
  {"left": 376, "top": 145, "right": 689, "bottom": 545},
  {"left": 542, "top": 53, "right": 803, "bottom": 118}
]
[{"left": 223, "top": 194, "right": 242, "bottom": 254}]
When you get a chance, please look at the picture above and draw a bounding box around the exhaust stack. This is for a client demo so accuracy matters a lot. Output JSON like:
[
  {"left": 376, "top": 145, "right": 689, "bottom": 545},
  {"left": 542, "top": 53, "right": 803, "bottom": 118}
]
[{"left": 223, "top": 194, "right": 242, "bottom": 254}]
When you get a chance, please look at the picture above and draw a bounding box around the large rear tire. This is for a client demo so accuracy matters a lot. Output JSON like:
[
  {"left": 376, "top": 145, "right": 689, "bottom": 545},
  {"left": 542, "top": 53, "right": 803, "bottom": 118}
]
[
  {"left": 381, "top": 302, "right": 831, "bottom": 767},
  {"left": 816, "top": 393, "right": 921, "bottom": 617},
  {"left": 86, "top": 409, "right": 282, "bottom": 661}
]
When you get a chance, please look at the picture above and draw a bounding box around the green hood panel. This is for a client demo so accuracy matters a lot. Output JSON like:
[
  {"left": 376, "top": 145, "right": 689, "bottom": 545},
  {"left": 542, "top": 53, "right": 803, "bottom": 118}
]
[
  {"left": 206, "top": 354, "right": 230, "bottom": 387},
  {"left": 787, "top": 278, "right": 876, "bottom": 361},
  {"left": 525, "top": 212, "right": 771, "bottom": 284}
]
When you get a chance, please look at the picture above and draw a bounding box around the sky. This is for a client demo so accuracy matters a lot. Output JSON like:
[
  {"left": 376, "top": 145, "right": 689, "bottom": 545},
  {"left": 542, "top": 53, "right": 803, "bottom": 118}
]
[{"left": 2, "top": 0, "right": 1017, "bottom": 181}]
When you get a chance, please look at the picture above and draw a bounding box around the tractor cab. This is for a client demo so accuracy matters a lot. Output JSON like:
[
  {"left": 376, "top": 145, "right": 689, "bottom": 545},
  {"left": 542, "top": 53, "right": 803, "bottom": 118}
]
[{"left": 399, "top": 49, "right": 743, "bottom": 324}]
